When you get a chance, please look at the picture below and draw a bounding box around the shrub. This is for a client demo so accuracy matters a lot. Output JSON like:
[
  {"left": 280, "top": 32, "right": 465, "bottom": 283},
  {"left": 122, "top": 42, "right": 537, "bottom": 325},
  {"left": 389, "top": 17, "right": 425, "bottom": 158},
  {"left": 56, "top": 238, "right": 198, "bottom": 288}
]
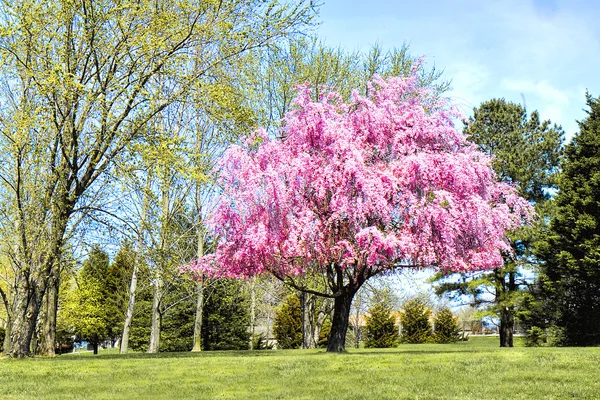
[
  {"left": 273, "top": 295, "right": 302, "bottom": 349},
  {"left": 433, "top": 307, "right": 460, "bottom": 343},
  {"left": 364, "top": 303, "right": 399, "bottom": 348},
  {"left": 400, "top": 299, "right": 432, "bottom": 343}
]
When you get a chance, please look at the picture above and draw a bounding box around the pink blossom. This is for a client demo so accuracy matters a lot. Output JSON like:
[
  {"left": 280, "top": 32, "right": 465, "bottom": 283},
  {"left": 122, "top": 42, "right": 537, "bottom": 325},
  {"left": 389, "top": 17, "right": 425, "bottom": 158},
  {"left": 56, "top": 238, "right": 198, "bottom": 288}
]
[{"left": 184, "top": 74, "right": 533, "bottom": 283}]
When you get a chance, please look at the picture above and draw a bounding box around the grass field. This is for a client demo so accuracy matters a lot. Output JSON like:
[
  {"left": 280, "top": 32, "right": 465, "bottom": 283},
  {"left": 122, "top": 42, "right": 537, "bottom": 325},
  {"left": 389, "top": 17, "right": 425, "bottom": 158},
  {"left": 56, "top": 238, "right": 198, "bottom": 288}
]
[{"left": 1, "top": 337, "right": 599, "bottom": 399}]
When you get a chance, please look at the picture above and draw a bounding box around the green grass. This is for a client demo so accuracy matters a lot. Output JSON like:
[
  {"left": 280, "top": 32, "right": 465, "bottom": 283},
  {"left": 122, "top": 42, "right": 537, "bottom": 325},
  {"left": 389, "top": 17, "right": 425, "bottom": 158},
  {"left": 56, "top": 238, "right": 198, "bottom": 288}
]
[{"left": 1, "top": 336, "right": 599, "bottom": 399}]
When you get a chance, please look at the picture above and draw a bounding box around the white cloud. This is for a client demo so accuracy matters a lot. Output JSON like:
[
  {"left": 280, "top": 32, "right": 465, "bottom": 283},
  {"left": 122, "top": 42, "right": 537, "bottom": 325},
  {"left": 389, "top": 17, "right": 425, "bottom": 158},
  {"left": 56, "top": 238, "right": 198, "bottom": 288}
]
[{"left": 502, "top": 79, "right": 569, "bottom": 106}]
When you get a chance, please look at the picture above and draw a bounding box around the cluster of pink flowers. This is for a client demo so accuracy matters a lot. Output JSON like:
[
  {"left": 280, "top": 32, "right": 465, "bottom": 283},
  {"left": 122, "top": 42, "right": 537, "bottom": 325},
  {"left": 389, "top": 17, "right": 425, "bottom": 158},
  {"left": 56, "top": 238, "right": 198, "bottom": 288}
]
[{"left": 185, "top": 73, "right": 533, "bottom": 280}]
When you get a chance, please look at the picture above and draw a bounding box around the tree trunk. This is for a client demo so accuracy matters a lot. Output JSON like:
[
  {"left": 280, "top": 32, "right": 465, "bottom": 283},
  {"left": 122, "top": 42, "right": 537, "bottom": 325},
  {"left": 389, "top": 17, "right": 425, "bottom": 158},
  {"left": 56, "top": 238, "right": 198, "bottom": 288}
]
[
  {"left": 248, "top": 277, "right": 256, "bottom": 350},
  {"left": 8, "top": 277, "right": 44, "bottom": 358},
  {"left": 313, "top": 304, "right": 329, "bottom": 347},
  {"left": 495, "top": 268, "right": 515, "bottom": 348},
  {"left": 3, "top": 317, "right": 11, "bottom": 354},
  {"left": 499, "top": 306, "right": 514, "bottom": 347},
  {"left": 327, "top": 291, "right": 355, "bottom": 352},
  {"left": 191, "top": 212, "right": 205, "bottom": 352},
  {"left": 39, "top": 275, "right": 59, "bottom": 357},
  {"left": 353, "top": 290, "right": 363, "bottom": 348},
  {"left": 148, "top": 276, "right": 162, "bottom": 353},
  {"left": 301, "top": 292, "right": 316, "bottom": 349},
  {"left": 122, "top": 176, "right": 149, "bottom": 354},
  {"left": 191, "top": 280, "right": 204, "bottom": 352},
  {"left": 120, "top": 262, "right": 138, "bottom": 354},
  {"left": 93, "top": 342, "right": 98, "bottom": 355}
]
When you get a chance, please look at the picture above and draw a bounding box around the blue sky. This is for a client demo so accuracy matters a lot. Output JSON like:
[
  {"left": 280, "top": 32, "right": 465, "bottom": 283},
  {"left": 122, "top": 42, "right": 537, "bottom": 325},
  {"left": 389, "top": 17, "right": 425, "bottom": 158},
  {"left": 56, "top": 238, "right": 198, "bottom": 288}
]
[{"left": 317, "top": 0, "right": 600, "bottom": 140}]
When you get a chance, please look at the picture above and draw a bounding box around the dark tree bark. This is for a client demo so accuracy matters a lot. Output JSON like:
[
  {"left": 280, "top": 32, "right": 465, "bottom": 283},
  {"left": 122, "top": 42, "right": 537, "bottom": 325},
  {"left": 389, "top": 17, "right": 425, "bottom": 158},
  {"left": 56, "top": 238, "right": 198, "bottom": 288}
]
[
  {"left": 327, "top": 291, "right": 355, "bottom": 352},
  {"left": 2, "top": 316, "right": 10, "bottom": 354},
  {"left": 8, "top": 277, "right": 45, "bottom": 358},
  {"left": 495, "top": 268, "right": 516, "bottom": 347}
]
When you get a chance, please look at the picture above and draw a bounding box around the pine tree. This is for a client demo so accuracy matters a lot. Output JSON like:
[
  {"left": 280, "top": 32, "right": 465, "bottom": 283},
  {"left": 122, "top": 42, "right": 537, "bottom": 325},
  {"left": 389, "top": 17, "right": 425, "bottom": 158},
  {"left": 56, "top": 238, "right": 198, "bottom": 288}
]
[
  {"left": 433, "top": 308, "right": 460, "bottom": 344},
  {"left": 434, "top": 98, "right": 564, "bottom": 347},
  {"left": 399, "top": 299, "right": 432, "bottom": 344},
  {"left": 532, "top": 93, "right": 600, "bottom": 345},
  {"left": 273, "top": 295, "right": 303, "bottom": 349},
  {"left": 202, "top": 279, "right": 251, "bottom": 351},
  {"left": 364, "top": 302, "right": 399, "bottom": 348}
]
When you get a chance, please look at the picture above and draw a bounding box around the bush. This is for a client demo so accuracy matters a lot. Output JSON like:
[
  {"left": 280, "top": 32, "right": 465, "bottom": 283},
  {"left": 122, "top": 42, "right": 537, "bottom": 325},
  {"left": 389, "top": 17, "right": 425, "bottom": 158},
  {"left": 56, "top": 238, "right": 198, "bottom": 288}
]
[
  {"left": 400, "top": 299, "right": 432, "bottom": 343},
  {"left": 525, "top": 325, "right": 566, "bottom": 347},
  {"left": 433, "top": 307, "right": 460, "bottom": 343},
  {"left": 525, "top": 326, "right": 545, "bottom": 347},
  {"left": 364, "top": 303, "right": 399, "bottom": 348},
  {"left": 273, "top": 294, "right": 302, "bottom": 349}
]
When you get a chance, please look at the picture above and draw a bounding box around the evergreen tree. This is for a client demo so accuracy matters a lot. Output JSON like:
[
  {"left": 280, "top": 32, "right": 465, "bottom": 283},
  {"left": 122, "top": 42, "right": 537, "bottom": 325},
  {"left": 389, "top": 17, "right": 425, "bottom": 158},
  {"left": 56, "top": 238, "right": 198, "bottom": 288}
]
[
  {"left": 433, "top": 99, "right": 564, "bottom": 347},
  {"left": 433, "top": 308, "right": 460, "bottom": 344},
  {"left": 77, "top": 245, "right": 133, "bottom": 346},
  {"left": 59, "top": 273, "right": 109, "bottom": 355},
  {"left": 399, "top": 299, "right": 432, "bottom": 344},
  {"left": 364, "top": 302, "right": 399, "bottom": 348},
  {"left": 273, "top": 294, "right": 303, "bottom": 349},
  {"left": 202, "top": 279, "right": 250, "bottom": 351},
  {"left": 530, "top": 93, "right": 600, "bottom": 346}
]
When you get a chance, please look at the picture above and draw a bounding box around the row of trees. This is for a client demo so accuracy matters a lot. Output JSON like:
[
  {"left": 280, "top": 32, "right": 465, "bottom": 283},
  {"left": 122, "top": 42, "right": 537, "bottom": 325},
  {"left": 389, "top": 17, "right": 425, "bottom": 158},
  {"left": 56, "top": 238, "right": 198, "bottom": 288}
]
[
  {"left": 52, "top": 246, "right": 254, "bottom": 354},
  {"left": 272, "top": 290, "right": 461, "bottom": 349},
  {"left": 0, "top": 0, "right": 596, "bottom": 357},
  {"left": 0, "top": 0, "right": 464, "bottom": 356}
]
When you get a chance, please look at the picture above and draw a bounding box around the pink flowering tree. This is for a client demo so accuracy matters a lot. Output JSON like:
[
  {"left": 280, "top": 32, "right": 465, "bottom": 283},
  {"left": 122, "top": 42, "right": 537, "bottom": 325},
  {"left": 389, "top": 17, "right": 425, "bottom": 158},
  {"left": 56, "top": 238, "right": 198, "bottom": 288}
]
[{"left": 186, "top": 73, "right": 532, "bottom": 352}]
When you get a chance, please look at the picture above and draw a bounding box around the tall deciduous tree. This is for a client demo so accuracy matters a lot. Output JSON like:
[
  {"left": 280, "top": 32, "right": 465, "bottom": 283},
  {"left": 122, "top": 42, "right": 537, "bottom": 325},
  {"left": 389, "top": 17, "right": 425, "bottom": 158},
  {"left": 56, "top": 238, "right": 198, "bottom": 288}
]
[
  {"left": 433, "top": 99, "right": 563, "bottom": 347},
  {"left": 529, "top": 93, "right": 600, "bottom": 345},
  {"left": 0, "top": 0, "right": 315, "bottom": 357},
  {"left": 186, "top": 74, "right": 532, "bottom": 352}
]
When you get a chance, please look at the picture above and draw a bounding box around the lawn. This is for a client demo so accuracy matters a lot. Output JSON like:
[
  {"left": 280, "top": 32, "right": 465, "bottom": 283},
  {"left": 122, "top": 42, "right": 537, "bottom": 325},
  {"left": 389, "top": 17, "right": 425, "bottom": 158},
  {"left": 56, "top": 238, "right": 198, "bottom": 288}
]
[{"left": 1, "top": 337, "right": 599, "bottom": 399}]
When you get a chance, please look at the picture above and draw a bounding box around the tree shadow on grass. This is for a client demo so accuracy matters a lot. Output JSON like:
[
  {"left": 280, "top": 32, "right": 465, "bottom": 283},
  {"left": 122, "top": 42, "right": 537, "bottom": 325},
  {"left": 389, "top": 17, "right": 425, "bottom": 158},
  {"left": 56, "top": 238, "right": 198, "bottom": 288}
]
[{"left": 49, "top": 347, "right": 478, "bottom": 361}]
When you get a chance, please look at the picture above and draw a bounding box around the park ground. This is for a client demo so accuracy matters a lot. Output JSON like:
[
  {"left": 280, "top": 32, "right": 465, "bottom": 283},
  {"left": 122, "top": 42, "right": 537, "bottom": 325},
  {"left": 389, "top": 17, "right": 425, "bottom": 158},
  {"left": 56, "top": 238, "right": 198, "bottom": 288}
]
[{"left": 1, "top": 337, "right": 599, "bottom": 399}]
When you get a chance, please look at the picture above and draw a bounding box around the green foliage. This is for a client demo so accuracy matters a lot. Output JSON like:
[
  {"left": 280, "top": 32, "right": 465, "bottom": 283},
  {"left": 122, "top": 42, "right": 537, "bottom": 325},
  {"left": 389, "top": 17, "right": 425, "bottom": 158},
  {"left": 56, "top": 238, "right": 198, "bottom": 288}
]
[
  {"left": 433, "top": 308, "right": 460, "bottom": 344},
  {"left": 525, "top": 327, "right": 545, "bottom": 347},
  {"left": 202, "top": 279, "right": 250, "bottom": 351},
  {"left": 527, "top": 93, "right": 600, "bottom": 346},
  {"left": 364, "top": 301, "right": 399, "bottom": 348},
  {"left": 464, "top": 98, "right": 564, "bottom": 202},
  {"left": 60, "top": 245, "right": 133, "bottom": 347},
  {"left": 273, "top": 294, "right": 303, "bottom": 349},
  {"left": 399, "top": 299, "right": 432, "bottom": 344},
  {"left": 59, "top": 273, "right": 109, "bottom": 349},
  {"left": 160, "top": 290, "right": 195, "bottom": 352},
  {"left": 57, "top": 246, "right": 131, "bottom": 350},
  {"left": 129, "top": 277, "right": 250, "bottom": 352}
]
